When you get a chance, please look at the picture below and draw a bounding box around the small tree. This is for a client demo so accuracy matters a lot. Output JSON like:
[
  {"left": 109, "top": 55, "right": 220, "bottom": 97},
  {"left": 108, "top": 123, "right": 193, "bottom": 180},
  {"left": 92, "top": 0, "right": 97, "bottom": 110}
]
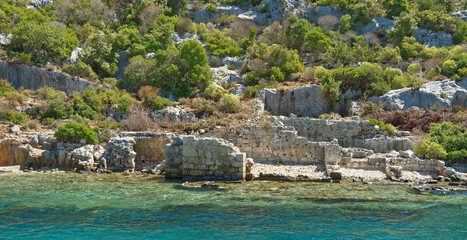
[{"left": 54, "top": 121, "right": 98, "bottom": 144}]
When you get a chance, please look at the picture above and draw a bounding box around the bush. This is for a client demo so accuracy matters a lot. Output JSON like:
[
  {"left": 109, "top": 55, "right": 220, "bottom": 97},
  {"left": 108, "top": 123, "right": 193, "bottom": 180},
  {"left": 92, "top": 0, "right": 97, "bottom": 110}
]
[
  {"left": 407, "top": 63, "right": 422, "bottom": 74},
  {"left": 0, "top": 110, "right": 29, "bottom": 124},
  {"left": 122, "top": 105, "right": 155, "bottom": 131},
  {"left": 381, "top": 123, "right": 397, "bottom": 136},
  {"left": 320, "top": 75, "right": 341, "bottom": 103},
  {"left": 382, "top": 0, "right": 409, "bottom": 19},
  {"left": 414, "top": 138, "right": 448, "bottom": 159},
  {"left": 441, "top": 60, "right": 457, "bottom": 77},
  {"left": 0, "top": 80, "right": 14, "bottom": 97},
  {"left": 13, "top": 21, "right": 78, "bottom": 62},
  {"left": 400, "top": 37, "right": 424, "bottom": 60},
  {"left": 426, "top": 121, "right": 466, "bottom": 162},
  {"left": 204, "top": 84, "right": 226, "bottom": 101},
  {"left": 152, "top": 96, "right": 176, "bottom": 110},
  {"left": 206, "top": 3, "right": 218, "bottom": 13},
  {"left": 192, "top": 98, "right": 214, "bottom": 116},
  {"left": 62, "top": 61, "right": 98, "bottom": 81},
  {"left": 220, "top": 94, "right": 240, "bottom": 113},
  {"left": 202, "top": 30, "right": 242, "bottom": 58},
  {"left": 54, "top": 121, "right": 98, "bottom": 144}
]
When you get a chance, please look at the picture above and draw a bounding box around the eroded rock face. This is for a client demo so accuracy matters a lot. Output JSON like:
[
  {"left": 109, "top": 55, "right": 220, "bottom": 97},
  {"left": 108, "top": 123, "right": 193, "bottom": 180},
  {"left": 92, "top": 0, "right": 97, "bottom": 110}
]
[
  {"left": 369, "top": 79, "right": 467, "bottom": 111},
  {"left": 190, "top": 4, "right": 243, "bottom": 23},
  {"left": 151, "top": 106, "right": 196, "bottom": 123},
  {"left": 211, "top": 66, "right": 243, "bottom": 85},
  {"left": 103, "top": 137, "right": 137, "bottom": 171},
  {"left": 307, "top": 5, "right": 342, "bottom": 23},
  {"left": 0, "top": 61, "right": 100, "bottom": 94},
  {"left": 451, "top": 10, "right": 467, "bottom": 22},
  {"left": 263, "top": 85, "right": 327, "bottom": 117}
]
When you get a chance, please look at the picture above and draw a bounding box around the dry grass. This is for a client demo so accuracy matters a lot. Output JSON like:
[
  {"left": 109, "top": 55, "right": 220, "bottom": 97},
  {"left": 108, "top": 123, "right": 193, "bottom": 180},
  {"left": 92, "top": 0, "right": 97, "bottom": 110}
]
[
  {"left": 138, "top": 85, "right": 160, "bottom": 100},
  {"left": 318, "top": 15, "right": 339, "bottom": 29},
  {"left": 122, "top": 104, "right": 156, "bottom": 131}
]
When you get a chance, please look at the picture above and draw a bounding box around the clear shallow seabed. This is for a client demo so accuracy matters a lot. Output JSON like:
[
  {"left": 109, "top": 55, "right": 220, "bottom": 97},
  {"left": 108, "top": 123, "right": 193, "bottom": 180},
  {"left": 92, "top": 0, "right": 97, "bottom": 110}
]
[{"left": 0, "top": 173, "right": 466, "bottom": 239}]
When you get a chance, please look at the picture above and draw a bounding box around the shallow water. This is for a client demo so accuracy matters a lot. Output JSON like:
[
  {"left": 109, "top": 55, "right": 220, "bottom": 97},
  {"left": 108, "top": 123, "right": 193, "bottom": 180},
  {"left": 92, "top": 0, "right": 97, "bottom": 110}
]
[{"left": 0, "top": 173, "right": 466, "bottom": 239}]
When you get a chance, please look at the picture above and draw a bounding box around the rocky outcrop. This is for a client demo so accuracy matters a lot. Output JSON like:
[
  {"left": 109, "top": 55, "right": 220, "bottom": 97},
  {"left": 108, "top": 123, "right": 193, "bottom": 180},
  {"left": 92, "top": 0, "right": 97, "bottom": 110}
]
[
  {"left": 307, "top": 5, "right": 342, "bottom": 24},
  {"left": 369, "top": 79, "right": 467, "bottom": 111},
  {"left": 414, "top": 28, "right": 454, "bottom": 48},
  {"left": 64, "top": 46, "right": 83, "bottom": 65},
  {"left": 0, "top": 61, "right": 100, "bottom": 94},
  {"left": 151, "top": 106, "right": 196, "bottom": 123},
  {"left": 211, "top": 66, "right": 242, "bottom": 85},
  {"left": 27, "top": 0, "right": 53, "bottom": 10},
  {"left": 165, "top": 136, "right": 246, "bottom": 180},
  {"left": 451, "top": 10, "right": 467, "bottom": 22},
  {"left": 360, "top": 17, "right": 394, "bottom": 35},
  {"left": 263, "top": 85, "right": 327, "bottom": 117},
  {"left": 190, "top": 4, "right": 243, "bottom": 23}
]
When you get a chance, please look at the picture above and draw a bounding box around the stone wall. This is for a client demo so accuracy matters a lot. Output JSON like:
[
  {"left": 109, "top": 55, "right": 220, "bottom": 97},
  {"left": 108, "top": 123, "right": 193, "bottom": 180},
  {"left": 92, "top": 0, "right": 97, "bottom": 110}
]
[
  {"left": 279, "top": 117, "right": 415, "bottom": 153},
  {"left": 118, "top": 132, "right": 173, "bottom": 169},
  {"left": 0, "top": 61, "right": 100, "bottom": 94},
  {"left": 165, "top": 136, "right": 246, "bottom": 180},
  {"left": 232, "top": 122, "right": 327, "bottom": 163}
]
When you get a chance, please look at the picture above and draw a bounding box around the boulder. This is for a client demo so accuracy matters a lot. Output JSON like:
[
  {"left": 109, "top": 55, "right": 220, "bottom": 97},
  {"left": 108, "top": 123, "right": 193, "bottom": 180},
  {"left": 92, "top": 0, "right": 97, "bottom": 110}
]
[
  {"left": 0, "top": 33, "right": 12, "bottom": 46},
  {"left": 369, "top": 79, "right": 467, "bottom": 111},
  {"left": 9, "top": 125, "right": 20, "bottom": 134},
  {"left": 360, "top": 17, "right": 394, "bottom": 35},
  {"left": 211, "top": 66, "right": 243, "bottom": 85},
  {"left": 414, "top": 28, "right": 453, "bottom": 48},
  {"left": 70, "top": 145, "right": 96, "bottom": 169},
  {"left": 151, "top": 106, "right": 196, "bottom": 123},
  {"left": 172, "top": 32, "right": 201, "bottom": 46},
  {"left": 221, "top": 56, "right": 243, "bottom": 69},
  {"left": 64, "top": 47, "right": 83, "bottom": 65},
  {"left": 232, "top": 84, "right": 247, "bottom": 97}
]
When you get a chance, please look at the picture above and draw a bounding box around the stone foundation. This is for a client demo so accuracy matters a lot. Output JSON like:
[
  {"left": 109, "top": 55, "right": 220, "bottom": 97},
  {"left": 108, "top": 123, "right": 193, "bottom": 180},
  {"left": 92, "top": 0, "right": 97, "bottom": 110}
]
[{"left": 165, "top": 136, "right": 246, "bottom": 180}]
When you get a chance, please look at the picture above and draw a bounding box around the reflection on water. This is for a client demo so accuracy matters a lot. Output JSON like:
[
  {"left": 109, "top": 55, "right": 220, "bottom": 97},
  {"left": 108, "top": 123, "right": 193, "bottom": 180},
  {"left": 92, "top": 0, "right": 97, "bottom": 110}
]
[{"left": 0, "top": 173, "right": 466, "bottom": 239}]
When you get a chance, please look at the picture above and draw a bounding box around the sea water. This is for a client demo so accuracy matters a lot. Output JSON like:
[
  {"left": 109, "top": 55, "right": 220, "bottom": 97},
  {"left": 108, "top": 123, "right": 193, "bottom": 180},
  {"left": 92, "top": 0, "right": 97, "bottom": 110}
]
[{"left": 0, "top": 173, "right": 466, "bottom": 239}]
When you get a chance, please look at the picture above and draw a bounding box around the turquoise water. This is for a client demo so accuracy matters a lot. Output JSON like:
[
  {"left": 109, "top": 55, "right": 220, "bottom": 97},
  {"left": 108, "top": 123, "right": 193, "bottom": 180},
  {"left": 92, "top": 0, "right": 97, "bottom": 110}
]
[{"left": 0, "top": 173, "right": 466, "bottom": 239}]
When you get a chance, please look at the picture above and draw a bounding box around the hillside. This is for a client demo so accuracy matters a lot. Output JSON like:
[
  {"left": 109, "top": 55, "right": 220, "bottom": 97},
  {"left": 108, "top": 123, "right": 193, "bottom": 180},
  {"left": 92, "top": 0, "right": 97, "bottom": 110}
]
[{"left": 0, "top": 0, "right": 466, "bottom": 164}]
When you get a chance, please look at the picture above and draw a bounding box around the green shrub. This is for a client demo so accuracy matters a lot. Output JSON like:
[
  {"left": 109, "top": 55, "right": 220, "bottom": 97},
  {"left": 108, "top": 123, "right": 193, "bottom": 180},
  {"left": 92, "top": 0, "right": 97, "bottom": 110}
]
[
  {"left": 62, "top": 61, "right": 98, "bottom": 81},
  {"left": 400, "top": 37, "right": 424, "bottom": 60},
  {"left": 220, "top": 94, "right": 240, "bottom": 113},
  {"left": 192, "top": 97, "right": 214, "bottom": 116},
  {"left": 365, "top": 118, "right": 384, "bottom": 128},
  {"left": 382, "top": 0, "right": 409, "bottom": 19},
  {"left": 441, "top": 60, "right": 458, "bottom": 77},
  {"left": 206, "top": 3, "right": 218, "bottom": 12},
  {"left": 414, "top": 138, "right": 448, "bottom": 159},
  {"left": 381, "top": 123, "right": 397, "bottom": 136},
  {"left": 407, "top": 63, "right": 422, "bottom": 74},
  {"left": 13, "top": 21, "right": 78, "bottom": 62},
  {"left": 0, "top": 79, "right": 14, "bottom": 97},
  {"left": 54, "top": 121, "right": 98, "bottom": 144},
  {"left": 320, "top": 75, "right": 341, "bottom": 103},
  {"left": 426, "top": 121, "right": 466, "bottom": 162},
  {"left": 259, "top": 4, "right": 269, "bottom": 13},
  {"left": 153, "top": 96, "right": 176, "bottom": 110},
  {"left": 19, "top": 52, "right": 33, "bottom": 65},
  {"left": 202, "top": 30, "right": 242, "bottom": 58},
  {"left": 0, "top": 110, "right": 29, "bottom": 124},
  {"left": 204, "top": 84, "right": 226, "bottom": 101}
]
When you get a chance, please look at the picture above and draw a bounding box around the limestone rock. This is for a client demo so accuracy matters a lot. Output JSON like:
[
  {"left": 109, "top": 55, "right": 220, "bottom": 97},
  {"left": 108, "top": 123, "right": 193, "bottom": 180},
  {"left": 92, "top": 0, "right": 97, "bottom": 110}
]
[
  {"left": 9, "top": 125, "right": 20, "bottom": 134},
  {"left": 0, "top": 61, "right": 101, "bottom": 94},
  {"left": 221, "top": 57, "right": 243, "bottom": 69},
  {"left": 70, "top": 145, "right": 96, "bottom": 169},
  {"left": 151, "top": 106, "right": 196, "bottom": 123},
  {"left": 361, "top": 17, "right": 394, "bottom": 35},
  {"left": 211, "top": 66, "right": 243, "bottom": 85},
  {"left": 27, "top": 0, "right": 53, "bottom": 10},
  {"left": 414, "top": 28, "right": 453, "bottom": 48},
  {"left": 451, "top": 10, "right": 467, "bottom": 22},
  {"left": 369, "top": 79, "right": 467, "bottom": 111},
  {"left": 307, "top": 6, "right": 342, "bottom": 23},
  {"left": 64, "top": 47, "right": 83, "bottom": 65},
  {"left": 232, "top": 84, "right": 247, "bottom": 97},
  {"left": 263, "top": 85, "right": 327, "bottom": 117},
  {"left": 0, "top": 33, "right": 12, "bottom": 46},
  {"left": 172, "top": 32, "right": 201, "bottom": 46},
  {"left": 190, "top": 4, "right": 243, "bottom": 23},
  {"left": 105, "top": 137, "right": 137, "bottom": 171}
]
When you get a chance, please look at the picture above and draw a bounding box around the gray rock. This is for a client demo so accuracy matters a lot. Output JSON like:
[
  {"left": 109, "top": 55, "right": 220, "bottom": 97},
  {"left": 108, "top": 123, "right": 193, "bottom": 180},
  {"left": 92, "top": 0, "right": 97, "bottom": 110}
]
[
  {"left": 329, "top": 171, "right": 342, "bottom": 180},
  {"left": 152, "top": 106, "right": 197, "bottom": 123},
  {"left": 361, "top": 17, "right": 394, "bottom": 35},
  {"left": 221, "top": 57, "right": 243, "bottom": 69},
  {"left": 307, "top": 6, "right": 342, "bottom": 23},
  {"left": 190, "top": 4, "right": 243, "bottom": 23},
  {"left": 172, "top": 32, "right": 201, "bottom": 46},
  {"left": 369, "top": 79, "right": 467, "bottom": 111},
  {"left": 70, "top": 145, "right": 95, "bottom": 169},
  {"left": 182, "top": 112, "right": 196, "bottom": 122},
  {"left": 27, "top": 0, "right": 53, "bottom": 10},
  {"left": 104, "top": 137, "right": 137, "bottom": 170},
  {"left": 414, "top": 28, "right": 453, "bottom": 48},
  {"left": 0, "top": 33, "right": 12, "bottom": 46},
  {"left": 211, "top": 66, "right": 242, "bottom": 85},
  {"left": 264, "top": 85, "right": 327, "bottom": 117},
  {"left": 232, "top": 84, "right": 246, "bottom": 97},
  {"left": 114, "top": 51, "right": 130, "bottom": 80},
  {"left": 0, "top": 61, "right": 101, "bottom": 94},
  {"left": 64, "top": 47, "right": 83, "bottom": 65},
  {"left": 9, "top": 125, "right": 20, "bottom": 134},
  {"left": 451, "top": 10, "right": 467, "bottom": 22}
]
